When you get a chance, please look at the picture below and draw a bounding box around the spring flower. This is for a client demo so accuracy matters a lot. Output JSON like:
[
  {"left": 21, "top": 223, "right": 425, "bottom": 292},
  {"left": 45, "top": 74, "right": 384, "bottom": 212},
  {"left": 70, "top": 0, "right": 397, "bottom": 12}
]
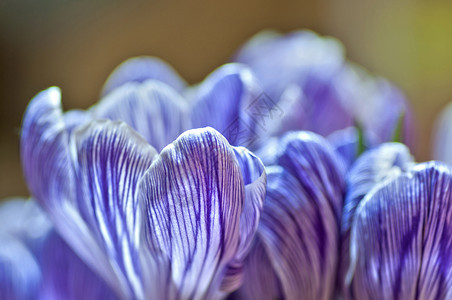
[
  {"left": 5, "top": 28, "right": 423, "bottom": 299},
  {"left": 20, "top": 87, "right": 266, "bottom": 299}
]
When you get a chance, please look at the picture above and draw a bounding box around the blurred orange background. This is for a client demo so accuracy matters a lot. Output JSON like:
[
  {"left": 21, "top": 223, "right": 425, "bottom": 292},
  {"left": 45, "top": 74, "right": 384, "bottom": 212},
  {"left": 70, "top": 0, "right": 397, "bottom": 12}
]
[{"left": 1, "top": 0, "right": 452, "bottom": 198}]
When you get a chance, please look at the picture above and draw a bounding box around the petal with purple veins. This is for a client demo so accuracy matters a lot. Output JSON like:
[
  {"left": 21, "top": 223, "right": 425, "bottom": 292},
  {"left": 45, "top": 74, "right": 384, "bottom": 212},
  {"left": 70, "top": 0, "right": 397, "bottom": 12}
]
[
  {"left": 220, "top": 147, "right": 266, "bottom": 293},
  {"left": 70, "top": 120, "right": 158, "bottom": 298},
  {"left": 236, "top": 132, "right": 346, "bottom": 300},
  {"left": 139, "top": 127, "right": 265, "bottom": 299},
  {"left": 277, "top": 131, "right": 346, "bottom": 220},
  {"left": 339, "top": 142, "right": 414, "bottom": 298},
  {"left": 92, "top": 80, "right": 190, "bottom": 151},
  {"left": 20, "top": 88, "right": 157, "bottom": 299},
  {"left": 347, "top": 162, "right": 452, "bottom": 300}
]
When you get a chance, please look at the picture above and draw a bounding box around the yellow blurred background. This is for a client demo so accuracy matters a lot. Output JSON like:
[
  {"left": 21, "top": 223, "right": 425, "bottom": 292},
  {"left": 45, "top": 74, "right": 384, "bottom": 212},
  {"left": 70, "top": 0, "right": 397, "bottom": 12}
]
[{"left": 1, "top": 0, "right": 452, "bottom": 198}]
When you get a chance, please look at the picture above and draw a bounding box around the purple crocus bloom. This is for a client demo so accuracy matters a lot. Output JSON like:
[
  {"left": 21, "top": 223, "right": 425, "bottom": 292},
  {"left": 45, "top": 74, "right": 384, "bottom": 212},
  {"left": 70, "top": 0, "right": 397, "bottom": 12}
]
[
  {"left": 344, "top": 162, "right": 452, "bottom": 299},
  {"left": 13, "top": 29, "right": 420, "bottom": 299},
  {"left": 231, "top": 131, "right": 346, "bottom": 299},
  {"left": 233, "top": 30, "right": 415, "bottom": 161},
  {"left": 20, "top": 87, "right": 266, "bottom": 299}
]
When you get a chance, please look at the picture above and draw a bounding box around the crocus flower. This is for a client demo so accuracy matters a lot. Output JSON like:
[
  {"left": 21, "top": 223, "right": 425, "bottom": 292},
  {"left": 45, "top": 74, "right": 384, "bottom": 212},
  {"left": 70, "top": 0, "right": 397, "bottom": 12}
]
[
  {"left": 233, "top": 30, "right": 415, "bottom": 161},
  {"left": 344, "top": 162, "right": 452, "bottom": 299},
  {"left": 20, "top": 87, "right": 266, "bottom": 299},
  {"left": 231, "top": 131, "right": 346, "bottom": 299},
  {"left": 11, "top": 29, "right": 421, "bottom": 300}
]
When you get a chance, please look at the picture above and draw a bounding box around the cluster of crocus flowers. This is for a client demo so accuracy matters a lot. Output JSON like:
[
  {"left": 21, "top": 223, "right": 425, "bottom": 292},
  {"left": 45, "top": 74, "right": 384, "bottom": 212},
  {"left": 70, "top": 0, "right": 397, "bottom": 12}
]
[{"left": 2, "top": 30, "right": 452, "bottom": 300}]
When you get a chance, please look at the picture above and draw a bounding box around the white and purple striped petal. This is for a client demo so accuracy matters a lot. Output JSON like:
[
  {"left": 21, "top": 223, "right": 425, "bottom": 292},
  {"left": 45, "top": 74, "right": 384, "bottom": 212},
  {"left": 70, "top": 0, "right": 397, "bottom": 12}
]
[
  {"left": 339, "top": 143, "right": 414, "bottom": 297},
  {"left": 236, "top": 131, "right": 346, "bottom": 300},
  {"left": 139, "top": 127, "right": 265, "bottom": 300},
  {"left": 346, "top": 162, "right": 452, "bottom": 300},
  {"left": 20, "top": 87, "right": 158, "bottom": 298},
  {"left": 92, "top": 79, "right": 190, "bottom": 151},
  {"left": 220, "top": 148, "right": 266, "bottom": 293},
  {"left": 70, "top": 120, "right": 157, "bottom": 298},
  {"left": 102, "top": 56, "right": 187, "bottom": 96}
]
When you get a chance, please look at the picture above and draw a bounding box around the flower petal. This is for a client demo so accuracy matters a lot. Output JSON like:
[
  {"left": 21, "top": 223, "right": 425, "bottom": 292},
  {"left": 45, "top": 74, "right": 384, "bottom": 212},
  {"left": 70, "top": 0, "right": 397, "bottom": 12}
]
[
  {"left": 234, "top": 30, "right": 345, "bottom": 103},
  {"left": 277, "top": 131, "right": 346, "bottom": 221},
  {"left": 21, "top": 87, "right": 73, "bottom": 210},
  {"left": 230, "top": 239, "right": 281, "bottom": 300},
  {"left": 220, "top": 147, "right": 266, "bottom": 293},
  {"left": 347, "top": 162, "right": 452, "bottom": 300},
  {"left": 139, "top": 127, "right": 259, "bottom": 299},
  {"left": 40, "top": 231, "right": 117, "bottom": 300},
  {"left": 231, "top": 147, "right": 266, "bottom": 259},
  {"left": 433, "top": 101, "right": 452, "bottom": 165},
  {"left": 20, "top": 88, "right": 157, "bottom": 298},
  {"left": 0, "top": 235, "right": 41, "bottom": 300},
  {"left": 0, "top": 198, "right": 52, "bottom": 252},
  {"left": 336, "top": 66, "right": 415, "bottom": 147},
  {"left": 0, "top": 198, "right": 49, "bottom": 300},
  {"left": 327, "top": 127, "right": 359, "bottom": 168},
  {"left": 64, "top": 109, "right": 90, "bottom": 134},
  {"left": 70, "top": 120, "right": 158, "bottom": 298},
  {"left": 190, "top": 64, "right": 266, "bottom": 149},
  {"left": 339, "top": 142, "right": 414, "bottom": 297},
  {"left": 263, "top": 154, "right": 343, "bottom": 299},
  {"left": 237, "top": 132, "right": 346, "bottom": 300},
  {"left": 342, "top": 143, "right": 414, "bottom": 236},
  {"left": 102, "top": 56, "right": 187, "bottom": 96},
  {"left": 92, "top": 80, "right": 190, "bottom": 151}
]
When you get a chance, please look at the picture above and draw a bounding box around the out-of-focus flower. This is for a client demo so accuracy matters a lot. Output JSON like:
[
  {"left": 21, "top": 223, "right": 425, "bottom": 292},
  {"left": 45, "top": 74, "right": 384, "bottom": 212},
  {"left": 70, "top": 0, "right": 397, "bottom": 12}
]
[
  {"left": 0, "top": 199, "right": 49, "bottom": 300},
  {"left": 433, "top": 102, "right": 452, "bottom": 165},
  {"left": 231, "top": 131, "right": 346, "bottom": 300},
  {"left": 344, "top": 162, "right": 452, "bottom": 299},
  {"left": 233, "top": 30, "right": 415, "bottom": 162},
  {"left": 0, "top": 198, "right": 115, "bottom": 300},
  {"left": 20, "top": 87, "right": 266, "bottom": 299}
]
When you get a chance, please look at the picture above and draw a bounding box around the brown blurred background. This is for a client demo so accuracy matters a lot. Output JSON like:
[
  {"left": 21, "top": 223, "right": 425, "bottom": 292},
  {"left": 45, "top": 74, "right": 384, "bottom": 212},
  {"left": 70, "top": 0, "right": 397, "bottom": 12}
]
[{"left": 1, "top": 0, "right": 452, "bottom": 198}]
